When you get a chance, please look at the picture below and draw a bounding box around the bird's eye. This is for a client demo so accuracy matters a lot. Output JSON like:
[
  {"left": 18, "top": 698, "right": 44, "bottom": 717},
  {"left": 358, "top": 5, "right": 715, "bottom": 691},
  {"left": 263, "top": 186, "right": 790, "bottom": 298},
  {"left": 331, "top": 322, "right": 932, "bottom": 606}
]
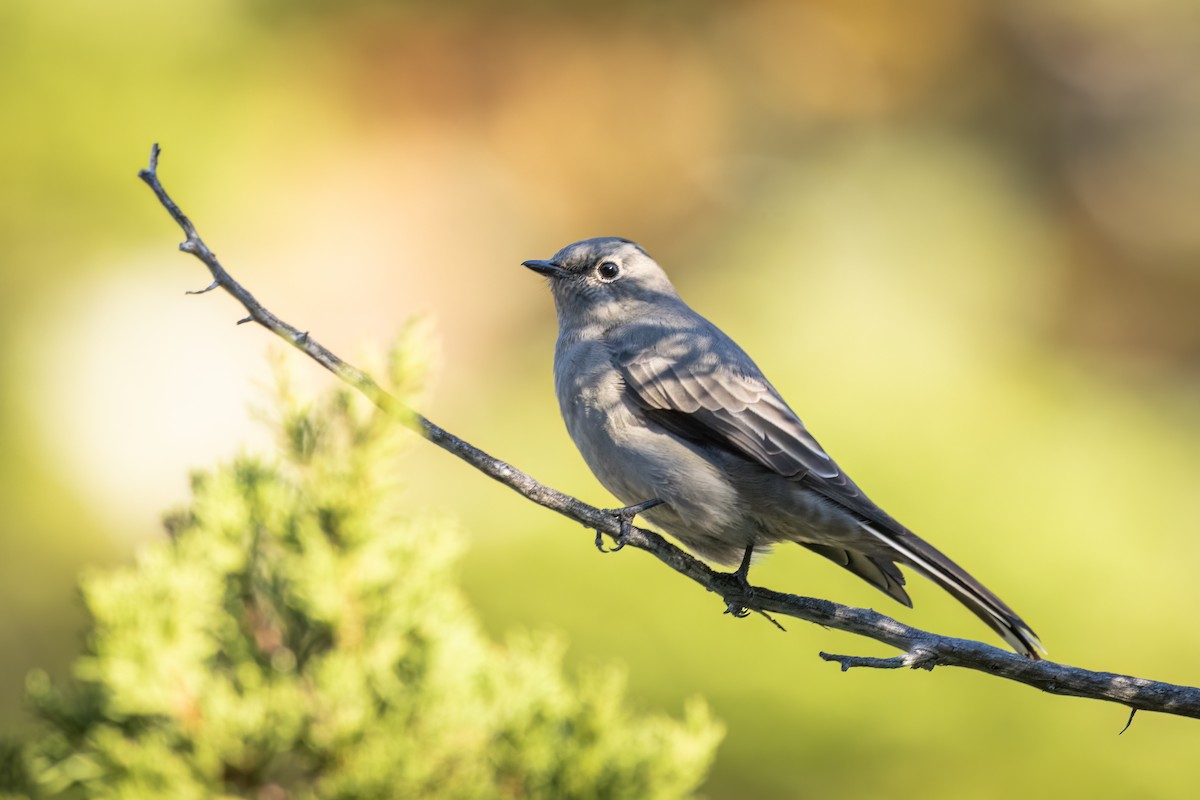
[{"left": 597, "top": 261, "right": 620, "bottom": 281}]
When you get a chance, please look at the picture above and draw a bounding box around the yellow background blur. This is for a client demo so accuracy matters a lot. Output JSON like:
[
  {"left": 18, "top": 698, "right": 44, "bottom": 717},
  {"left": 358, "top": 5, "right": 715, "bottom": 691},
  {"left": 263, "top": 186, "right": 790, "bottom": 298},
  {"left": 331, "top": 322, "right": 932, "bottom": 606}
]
[{"left": 4, "top": 0, "right": 1200, "bottom": 796}]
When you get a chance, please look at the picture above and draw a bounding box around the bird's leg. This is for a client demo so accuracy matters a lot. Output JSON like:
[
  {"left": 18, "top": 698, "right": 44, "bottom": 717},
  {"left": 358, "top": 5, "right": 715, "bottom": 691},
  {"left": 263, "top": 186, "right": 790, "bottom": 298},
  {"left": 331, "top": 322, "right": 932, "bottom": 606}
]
[
  {"left": 596, "top": 498, "right": 664, "bottom": 553},
  {"left": 733, "top": 543, "right": 754, "bottom": 583},
  {"left": 723, "top": 544, "right": 755, "bottom": 618}
]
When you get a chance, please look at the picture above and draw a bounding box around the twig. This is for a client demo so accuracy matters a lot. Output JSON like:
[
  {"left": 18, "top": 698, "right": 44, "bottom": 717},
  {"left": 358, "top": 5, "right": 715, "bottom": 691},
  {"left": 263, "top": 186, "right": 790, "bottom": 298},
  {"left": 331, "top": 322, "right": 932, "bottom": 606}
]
[
  {"left": 820, "top": 650, "right": 937, "bottom": 672},
  {"left": 138, "top": 144, "right": 1200, "bottom": 722}
]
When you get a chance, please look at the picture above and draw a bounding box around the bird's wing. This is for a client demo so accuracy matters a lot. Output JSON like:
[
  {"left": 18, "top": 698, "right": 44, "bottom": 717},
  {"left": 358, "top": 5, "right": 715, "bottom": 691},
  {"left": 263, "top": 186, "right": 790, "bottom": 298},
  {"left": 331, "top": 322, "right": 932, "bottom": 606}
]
[
  {"left": 614, "top": 325, "right": 1044, "bottom": 657},
  {"left": 614, "top": 327, "right": 901, "bottom": 531}
]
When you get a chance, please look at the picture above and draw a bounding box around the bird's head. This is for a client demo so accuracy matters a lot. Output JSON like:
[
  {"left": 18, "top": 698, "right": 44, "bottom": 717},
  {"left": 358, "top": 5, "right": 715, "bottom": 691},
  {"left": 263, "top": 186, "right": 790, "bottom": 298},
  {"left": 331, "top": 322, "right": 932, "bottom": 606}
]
[{"left": 523, "top": 237, "right": 680, "bottom": 329}]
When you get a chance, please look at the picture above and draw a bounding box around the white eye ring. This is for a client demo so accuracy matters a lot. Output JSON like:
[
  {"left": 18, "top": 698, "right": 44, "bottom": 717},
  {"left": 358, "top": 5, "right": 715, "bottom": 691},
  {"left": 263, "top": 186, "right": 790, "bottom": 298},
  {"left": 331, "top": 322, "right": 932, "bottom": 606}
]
[{"left": 597, "top": 261, "right": 620, "bottom": 281}]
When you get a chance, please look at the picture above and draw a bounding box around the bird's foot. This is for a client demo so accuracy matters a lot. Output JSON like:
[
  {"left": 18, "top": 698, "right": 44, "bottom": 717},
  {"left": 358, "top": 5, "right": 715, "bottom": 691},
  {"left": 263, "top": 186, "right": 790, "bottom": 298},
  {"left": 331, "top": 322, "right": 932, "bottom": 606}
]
[
  {"left": 722, "top": 544, "right": 756, "bottom": 618},
  {"left": 723, "top": 602, "right": 752, "bottom": 618},
  {"left": 723, "top": 584, "right": 754, "bottom": 618},
  {"left": 595, "top": 498, "right": 664, "bottom": 553}
]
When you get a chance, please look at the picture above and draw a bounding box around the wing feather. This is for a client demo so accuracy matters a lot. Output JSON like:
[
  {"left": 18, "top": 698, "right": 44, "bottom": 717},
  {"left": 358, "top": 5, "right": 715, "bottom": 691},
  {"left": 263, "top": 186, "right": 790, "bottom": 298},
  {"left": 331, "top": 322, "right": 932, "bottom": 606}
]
[
  {"left": 615, "top": 328, "right": 900, "bottom": 530},
  {"left": 613, "top": 323, "right": 1043, "bottom": 657}
]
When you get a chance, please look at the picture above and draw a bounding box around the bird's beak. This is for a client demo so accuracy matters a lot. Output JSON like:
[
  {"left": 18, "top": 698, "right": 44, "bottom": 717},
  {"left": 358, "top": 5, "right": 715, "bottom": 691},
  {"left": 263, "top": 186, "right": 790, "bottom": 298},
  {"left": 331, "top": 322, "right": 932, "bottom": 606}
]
[{"left": 522, "top": 259, "right": 562, "bottom": 278}]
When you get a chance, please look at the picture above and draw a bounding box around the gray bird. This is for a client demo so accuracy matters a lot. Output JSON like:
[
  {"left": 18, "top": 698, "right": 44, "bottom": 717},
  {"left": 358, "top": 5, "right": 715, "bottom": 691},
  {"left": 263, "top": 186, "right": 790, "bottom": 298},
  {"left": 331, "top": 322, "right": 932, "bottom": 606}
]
[{"left": 523, "top": 237, "right": 1042, "bottom": 658}]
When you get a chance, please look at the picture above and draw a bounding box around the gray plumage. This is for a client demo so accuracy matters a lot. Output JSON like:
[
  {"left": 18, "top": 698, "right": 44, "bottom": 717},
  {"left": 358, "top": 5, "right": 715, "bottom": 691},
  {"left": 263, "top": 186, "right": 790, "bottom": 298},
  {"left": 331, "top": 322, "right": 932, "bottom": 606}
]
[{"left": 523, "top": 237, "right": 1043, "bottom": 658}]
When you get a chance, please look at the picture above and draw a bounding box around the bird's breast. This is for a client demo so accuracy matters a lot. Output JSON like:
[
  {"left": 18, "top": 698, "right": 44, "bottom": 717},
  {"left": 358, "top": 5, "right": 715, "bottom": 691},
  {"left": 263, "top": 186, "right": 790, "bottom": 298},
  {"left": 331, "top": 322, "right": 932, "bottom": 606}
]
[{"left": 551, "top": 336, "right": 752, "bottom": 561}]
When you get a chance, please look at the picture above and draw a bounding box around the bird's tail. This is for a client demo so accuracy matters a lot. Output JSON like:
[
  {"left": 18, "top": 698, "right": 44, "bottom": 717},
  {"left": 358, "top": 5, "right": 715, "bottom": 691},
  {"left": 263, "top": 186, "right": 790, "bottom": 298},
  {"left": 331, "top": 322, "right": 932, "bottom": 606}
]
[{"left": 858, "top": 522, "right": 1044, "bottom": 659}]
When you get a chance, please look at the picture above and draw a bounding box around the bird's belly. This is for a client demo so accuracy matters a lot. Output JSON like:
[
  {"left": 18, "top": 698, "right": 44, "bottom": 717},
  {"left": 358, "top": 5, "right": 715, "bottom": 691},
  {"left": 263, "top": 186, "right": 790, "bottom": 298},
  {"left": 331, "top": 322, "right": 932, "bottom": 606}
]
[
  {"left": 565, "top": 397, "right": 759, "bottom": 565},
  {"left": 567, "top": 409, "right": 874, "bottom": 567},
  {"left": 553, "top": 346, "right": 871, "bottom": 565}
]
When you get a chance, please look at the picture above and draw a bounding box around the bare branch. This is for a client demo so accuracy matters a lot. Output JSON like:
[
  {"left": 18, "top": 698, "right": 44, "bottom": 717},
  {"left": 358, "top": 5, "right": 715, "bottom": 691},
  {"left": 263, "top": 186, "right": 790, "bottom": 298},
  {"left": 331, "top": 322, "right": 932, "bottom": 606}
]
[
  {"left": 820, "top": 651, "right": 937, "bottom": 672},
  {"left": 138, "top": 144, "right": 1200, "bottom": 722}
]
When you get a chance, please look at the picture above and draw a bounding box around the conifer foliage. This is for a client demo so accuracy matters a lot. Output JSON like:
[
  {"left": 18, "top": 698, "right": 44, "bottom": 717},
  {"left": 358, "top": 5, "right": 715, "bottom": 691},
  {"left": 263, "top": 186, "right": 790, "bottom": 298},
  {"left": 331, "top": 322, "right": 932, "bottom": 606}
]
[{"left": 2, "top": 342, "right": 722, "bottom": 799}]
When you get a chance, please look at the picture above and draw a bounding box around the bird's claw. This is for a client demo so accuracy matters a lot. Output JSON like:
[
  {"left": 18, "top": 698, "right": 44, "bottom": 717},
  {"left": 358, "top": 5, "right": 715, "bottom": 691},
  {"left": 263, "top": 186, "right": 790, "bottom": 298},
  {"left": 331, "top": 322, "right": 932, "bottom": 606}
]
[
  {"left": 722, "top": 544, "right": 756, "bottom": 617},
  {"left": 724, "top": 602, "right": 752, "bottom": 618},
  {"left": 594, "top": 528, "right": 618, "bottom": 553},
  {"left": 595, "top": 498, "right": 664, "bottom": 554},
  {"left": 722, "top": 579, "right": 755, "bottom": 618}
]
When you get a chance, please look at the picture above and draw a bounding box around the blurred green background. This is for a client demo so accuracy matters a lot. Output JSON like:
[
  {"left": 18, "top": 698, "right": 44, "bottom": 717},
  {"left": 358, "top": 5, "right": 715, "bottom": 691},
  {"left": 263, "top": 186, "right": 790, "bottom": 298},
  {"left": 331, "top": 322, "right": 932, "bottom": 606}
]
[{"left": 4, "top": 0, "right": 1200, "bottom": 796}]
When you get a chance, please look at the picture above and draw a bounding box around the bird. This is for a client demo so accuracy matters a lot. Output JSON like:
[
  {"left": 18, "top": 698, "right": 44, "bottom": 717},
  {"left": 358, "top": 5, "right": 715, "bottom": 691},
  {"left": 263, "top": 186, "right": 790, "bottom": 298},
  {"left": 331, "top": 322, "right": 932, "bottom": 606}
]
[{"left": 523, "top": 236, "right": 1043, "bottom": 658}]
